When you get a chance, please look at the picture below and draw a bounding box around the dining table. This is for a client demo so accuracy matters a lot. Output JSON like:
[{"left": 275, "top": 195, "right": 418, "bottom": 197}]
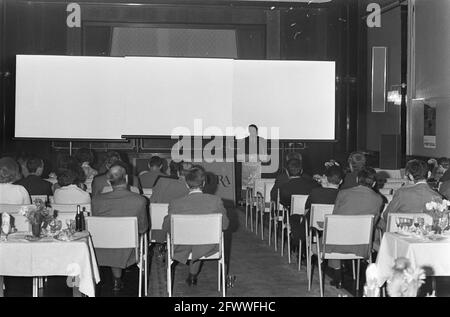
[
  {"left": 376, "top": 231, "right": 450, "bottom": 287},
  {"left": 0, "top": 231, "right": 100, "bottom": 297}
]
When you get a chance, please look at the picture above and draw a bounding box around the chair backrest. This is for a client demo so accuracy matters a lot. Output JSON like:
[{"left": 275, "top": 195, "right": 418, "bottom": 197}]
[
  {"left": 0, "top": 204, "right": 34, "bottom": 214},
  {"left": 386, "top": 213, "right": 433, "bottom": 232},
  {"left": 254, "top": 178, "right": 275, "bottom": 196},
  {"left": 170, "top": 214, "right": 222, "bottom": 246},
  {"left": 310, "top": 204, "right": 334, "bottom": 230},
  {"left": 51, "top": 203, "right": 91, "bottom": 215},
  {"left": 150, "top": 203, "right": 169, "bottom": 230},
  {"left": 264, "top": 182, "right": 275, "bottom": 204},
  {"left": 379, "top": 188, "right": 393, "bottom": 196},
  {"left": 85, "top": 216, "right": 138, "bottom": 249},
  {"left": 323, "top": 215, "right": 374, "bottom": 248},
  {"left": 31, "top": 195, "right": 49, "bottom": 203},
  {"left": 291, "top": 195, "right": 309, "bottom": 216},
  {"left": 143, "top": 188, "right": 153, "bottom": 199}
]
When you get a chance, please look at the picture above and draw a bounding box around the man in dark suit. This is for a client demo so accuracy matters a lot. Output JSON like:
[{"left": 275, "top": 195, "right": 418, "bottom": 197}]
[
  {"left": 91, "top": 151, "right": 121, "bottom": 197},
  {"left": 138, "top": 156, "right": 165, "bottom": 189},
  {"left": 290, "top": 165, "right": 344, "bottom": 248},
  {"left": 91, "top": 163, "right": 148, "bottom": 291},
  {"left": 330, "top": 167, "right": 384, "bottom": 288},
  {"left": 14, "top": 156, "right": 52, "bottom": 196},
  {"left": 382, "top": 160, "right": 442, "bottom": 228},
  {"left": 150, "top": 160, "right": 191, "bottom": 204},
  {"left": 162, "top": 167, "right": 229, "bottom": 286},
  {"left": 279, "top": 159, "right": 319, "bottom": 208}
]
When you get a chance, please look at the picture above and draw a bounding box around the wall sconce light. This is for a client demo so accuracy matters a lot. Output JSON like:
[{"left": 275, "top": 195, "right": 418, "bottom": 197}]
[{"left": 387, "top": 83, "right": 406, "bottom": 106}]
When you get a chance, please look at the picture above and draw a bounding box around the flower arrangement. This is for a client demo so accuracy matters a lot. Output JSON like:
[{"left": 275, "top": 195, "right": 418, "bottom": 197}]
[
  {"left": 364, "top": 258, "right": 426, "bottom": 297},
  {"left": 19, "top": 199, "right": 53, "bottom": 228},
  {"left": 425, "top": 198, "right": 450, "bottom": 233},
  {"left": 386, "top": 258, "right": 426, "bottom": 297}
]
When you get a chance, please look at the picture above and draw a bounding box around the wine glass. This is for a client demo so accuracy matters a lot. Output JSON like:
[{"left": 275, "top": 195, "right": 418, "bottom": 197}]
[
  {"left": 439, "top": 216, "right": 449, "bottom": 234},
  {"left": 395, "top": 217, "right": 401, "bottom": 231}
]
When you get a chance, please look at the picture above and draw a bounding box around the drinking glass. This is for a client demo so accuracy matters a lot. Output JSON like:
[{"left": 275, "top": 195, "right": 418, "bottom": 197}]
[{"left": 439, "top": 216, "right": 449, "bottom": 233}]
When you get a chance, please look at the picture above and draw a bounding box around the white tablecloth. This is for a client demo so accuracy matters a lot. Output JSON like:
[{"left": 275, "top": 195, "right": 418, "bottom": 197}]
[
  {"left": 376, "top": 232, "right": 450, "bottom": 286},
  {"left": 0, "top": 232, "right": 100, "bottom": 297}
]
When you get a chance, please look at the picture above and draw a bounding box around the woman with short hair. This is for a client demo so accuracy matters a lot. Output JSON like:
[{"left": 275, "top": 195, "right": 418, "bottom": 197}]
[{"left": 0, "top": 157, "right": 31, "bottom": 204}]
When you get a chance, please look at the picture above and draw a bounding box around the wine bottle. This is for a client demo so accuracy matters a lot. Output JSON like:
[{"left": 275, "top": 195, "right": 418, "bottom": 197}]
[
  {"left": 75, "top": 205, "right": 82, "bottom": 232},
  {"left": 81, "top": 207, "right": 86, "bottom": 231}
]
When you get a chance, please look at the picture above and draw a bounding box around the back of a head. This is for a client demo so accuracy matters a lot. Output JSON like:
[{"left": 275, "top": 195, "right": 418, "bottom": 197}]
[
  {"left": 287, "top": 158, "right": 302, "bottom": 177},
  {"left": 357, "top": 167, "right": 377, "bottom": 188},
  {"left": 57, "top": 168, "right": 78, "bottom": 187},
  {"left": 405, "top": 159, "right": 428, "bottom": 181},
  {"left": 185, "top": 167, "right": 205, "bottom": 189},
  {"left": 74, "top": 148, "right": 95, "bottom": 165},
  {"left": 325, "top": 165, "right": 344, "bottom": 185},
  {"left": 0, "top": 157, "right": 20, "bottom": 184},
  {"left": 348, "top": 152, "right": 366, "bottom": 172},
  {"left": 107, "top": 163, "right": 128, "bottom": 187},
  {"left": 286, "top": 152, "right": 302, "bottom": 163},
  {"left": 26, "top": 156, "right": 44, "bottom": 174},
  {"left": 169, "top": 160, "right": 183, "bottom": 177},
  {"left": 104, "top": 151, "right": 121, "bottom": 169},
  {"left": 149, "top": 156, "right": 163, "bottom": 169}
]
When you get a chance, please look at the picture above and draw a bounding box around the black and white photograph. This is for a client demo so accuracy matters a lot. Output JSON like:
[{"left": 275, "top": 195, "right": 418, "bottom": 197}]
[{"left": 0, "top": 0, "right": 449, "bottom": 302}]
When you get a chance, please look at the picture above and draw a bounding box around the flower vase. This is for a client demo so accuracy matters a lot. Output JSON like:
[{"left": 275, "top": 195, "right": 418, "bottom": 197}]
[
  {"left": 432, "top": 218, "right": 442, "bottom": 234},
  {"left": 31, "top": 222, "right": 42, "bottom": 238}
]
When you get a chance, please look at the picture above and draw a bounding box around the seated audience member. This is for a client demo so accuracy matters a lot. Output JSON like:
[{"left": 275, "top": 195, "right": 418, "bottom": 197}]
[
  {"left": 150, "top": 160, "right": 191, "bottom": 204},
  {"left": 0, "top": 157, "right": 31, "bottom": 204},
  {"left": 434, "top": 157, "right": 450, "bottom": 183},
  {"left": 91, "top": 151, "right": 121, "bottom": 197},
  {"left": 52, "top": 154, "right": 86, "bottom": 193},
  {"left": 53, "top": 169, "right": 91, "bottom": 204},
  {"left": 91, "top": 163, "right": 148, "bottom": 291},
  {"left": 139, "top": 156, "right": 165, "bottom": 189},
  {"left": 329, "top": 167, "right": 384, "bottom": 288},
  {"left": 382, "top": 160, "right": 442, "bottom": 227},
  {"left": 279, "top": 158, "right": 319, "bottom": 208},
  {"left": 340, "top": 151, "right": 366, "bottom": 190},
  {"left": 14, "top": 156, "right": 52, "bottom": 196},
  {"left": 162, "top": 167, "right": 229, "bottom": 287},
  {"left": 290, "top": 165, "right": 344, "bottom": 248},
  {"left": 100, "top": 161, "right": 140, "bottom": 194},
  {"left": 270, "top": 153, "right": 303, "bottom": 202},
  {"left": 74, "top": 148, "right": 98, "bottom": 191}
]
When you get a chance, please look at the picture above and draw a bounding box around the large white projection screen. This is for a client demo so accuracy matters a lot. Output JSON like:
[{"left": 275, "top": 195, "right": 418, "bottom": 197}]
[
  {"left": 233, "top": 60, "right": 335, "bottom": 140},
  {"left": 15, "top": 55, "right": 125, "bottom": 139},
  {"left": 124, "top": 57, "right": 233, "bottom": 136},
  {"left": 15, "top": 55, "right": 335, "bottom": 140}
]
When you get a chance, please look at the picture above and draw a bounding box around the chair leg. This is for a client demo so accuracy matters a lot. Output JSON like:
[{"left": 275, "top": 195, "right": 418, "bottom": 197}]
[
  {"left": 298, "top": 239, "right": 302, "bottom": 271},
  {"left": 318, "top": 257, "right": 324, "bottom": 297},
  {"left": 356, "top": 259, "right": 361, "bottom": 291},
  {"left": 144, "top": 234, "right": 148, "bottom": 296},
  {"left": 167, "top": 261, "right": 172, "bottom": 297},
  {"left": 245, "top": 203, "right": 248, "bottom": 229},
  {"left": 138, "top": 238, "right": 143, "bottom": 297},
  {"left": 261, "top": 211, "right": 264, "bottom": 240},
  {"left": 221, "top": 259, "right": 226, "bottom": 297},
  {"left": 307, "top": 232, "right": 312, "bottom": 291},
  {"left": 268, "top": 214, "right": 272, "bottom": 246},
  {"left": 250, "top": 205, "right": 254, "bottom": 232},
  {"left": 281, "top": 225, "right": 284, "bottom": 257},
  {"left": 287, "top": 227, "right": 291, "bottom": 264},
  {"left": 274, "top": 217, "right": 278, "bottom": 252},
  {"left": 255, "top": 208, "right": 258, "bottom": 235}
]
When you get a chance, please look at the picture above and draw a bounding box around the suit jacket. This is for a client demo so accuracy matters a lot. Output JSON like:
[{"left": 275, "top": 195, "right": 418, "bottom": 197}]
[
  {"left": 14, "top": 175, "right": 52, "bottom": 196},
  {"left": 139, "top": 170, "right": 165, "bottom": 189},
  {"left": 340, "top": 170, "right": 359, "bottom": 190},
  {"left": 91, "top": 187, "right": 149, "bottom": 268},
  {"left": 383, "top": 182, "right": 442, "bottom": 219},
  {"left": 270, "top": 170, "right": 290, "bottom": 202},
  {"left": 440, "top": 180, "right": 450, "bottom": 199},
  {"left": 150, "top": 177, "right": 189, "bottom": 204},
  {"left": 333, "top": 185, "right": 383, "bottom": 221},
  {"left": 162, "top": 192, "right": 229, "bottom": 264},
  {"left": 279, "top": 176, "right": 320, "bottom": 207},
  {"left": 91, "top": 173, "right": 108, "bottom": 197}
]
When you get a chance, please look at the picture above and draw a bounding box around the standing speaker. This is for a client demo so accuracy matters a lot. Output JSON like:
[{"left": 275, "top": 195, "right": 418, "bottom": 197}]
[{"left": 380, "top": 134, "right": 402, "bottom": 170}]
